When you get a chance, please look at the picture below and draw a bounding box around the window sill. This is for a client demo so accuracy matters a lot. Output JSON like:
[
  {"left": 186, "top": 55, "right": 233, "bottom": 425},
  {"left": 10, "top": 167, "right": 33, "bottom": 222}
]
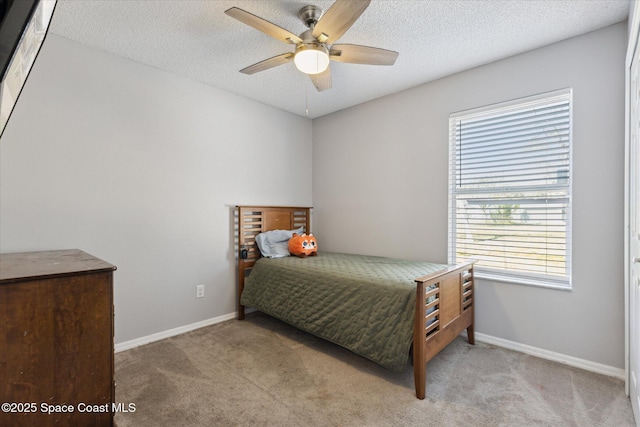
[{"left": 474, "top": 271, "right": 572, "bottom": 291}]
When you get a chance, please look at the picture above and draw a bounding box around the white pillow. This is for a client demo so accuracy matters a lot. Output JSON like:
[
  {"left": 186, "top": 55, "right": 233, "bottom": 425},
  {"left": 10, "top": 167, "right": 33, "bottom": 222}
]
[{"left": 255, "top": 227, "right": 304, "bottom": 258}]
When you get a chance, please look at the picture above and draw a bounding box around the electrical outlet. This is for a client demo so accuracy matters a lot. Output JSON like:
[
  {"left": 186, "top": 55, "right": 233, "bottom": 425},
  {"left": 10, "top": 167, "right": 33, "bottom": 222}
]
[{"left": 196, "top": 284, "right": 204, "bottom": 298}]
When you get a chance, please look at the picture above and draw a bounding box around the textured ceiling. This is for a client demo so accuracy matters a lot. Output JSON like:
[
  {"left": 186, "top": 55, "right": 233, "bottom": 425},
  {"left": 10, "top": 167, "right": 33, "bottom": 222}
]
[{"left": 48, "top": 0, "right": 629, "bottom": 119}]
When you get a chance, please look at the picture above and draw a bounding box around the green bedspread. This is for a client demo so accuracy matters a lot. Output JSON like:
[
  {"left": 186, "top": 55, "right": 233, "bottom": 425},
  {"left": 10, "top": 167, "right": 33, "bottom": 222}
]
[{"left": 241, "top": 252, "right": 447, "bottom": 371}]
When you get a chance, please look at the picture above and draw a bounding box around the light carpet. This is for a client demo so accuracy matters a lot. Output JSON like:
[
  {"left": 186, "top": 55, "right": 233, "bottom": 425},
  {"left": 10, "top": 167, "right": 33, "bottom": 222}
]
[{"left": 114, "top": 312, "right": 636, "bottom": 426}]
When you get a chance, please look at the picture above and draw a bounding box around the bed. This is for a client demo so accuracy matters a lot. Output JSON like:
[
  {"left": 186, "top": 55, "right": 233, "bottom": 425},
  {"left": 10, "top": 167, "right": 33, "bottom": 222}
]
[{"left": 236, "top": 205, "right": 475, "bottom": 399}]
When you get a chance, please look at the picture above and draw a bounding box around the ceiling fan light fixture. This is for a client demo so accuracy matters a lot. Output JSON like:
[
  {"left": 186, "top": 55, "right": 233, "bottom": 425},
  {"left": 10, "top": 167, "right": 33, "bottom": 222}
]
[{"left": 294, "top": 44, "right": 329, "bottom": 75}]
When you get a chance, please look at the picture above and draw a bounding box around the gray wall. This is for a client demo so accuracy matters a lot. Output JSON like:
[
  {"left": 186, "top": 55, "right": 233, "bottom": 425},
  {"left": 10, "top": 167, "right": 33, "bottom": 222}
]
[
  {"left": 0, "top": 23, "right": 627, "bottom": 370},
  {"left": 312, "top": 23, "right": 626, "bottom": 369},
  {"left": 0, "top": 35, "right": 312, "bottom": 344}
]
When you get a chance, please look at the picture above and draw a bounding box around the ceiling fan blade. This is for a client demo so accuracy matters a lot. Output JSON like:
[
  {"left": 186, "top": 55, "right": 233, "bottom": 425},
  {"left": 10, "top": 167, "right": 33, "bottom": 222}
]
[
  {"left": 312, "top": 0, "right": 371, "bottom": 45},
  {"left": 240, "top": 53, "right": 295, "bottom": 75},
  {"left": 225, "top": 7, "right": 302, "bottom": 45},
  {"left": 330, "top": 44, "right": 398, "bottom": 65},
  {"left": 309, "top": 67, "right": 332, "bottom": 92}
]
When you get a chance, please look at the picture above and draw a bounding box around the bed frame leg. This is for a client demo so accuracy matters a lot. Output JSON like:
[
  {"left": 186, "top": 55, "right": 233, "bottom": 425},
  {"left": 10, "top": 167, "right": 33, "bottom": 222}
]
[
  {"left": 414, "top": 281, "right": 426, "bottom": 400},
  {"left": 414, "top": 363, "right": 426, "bottom": 400},
  {"left": 238, "top": 264, "right": 245, "bottom": 320},
  {"left": 467, "top": 323, "right": 475, "bottom": 345}
]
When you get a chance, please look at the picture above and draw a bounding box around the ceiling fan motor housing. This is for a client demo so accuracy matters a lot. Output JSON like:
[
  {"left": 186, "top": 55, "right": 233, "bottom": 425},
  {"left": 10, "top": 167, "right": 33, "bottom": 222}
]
[{"left": 298, "top": 5, "right": 323, "bottom": 28}]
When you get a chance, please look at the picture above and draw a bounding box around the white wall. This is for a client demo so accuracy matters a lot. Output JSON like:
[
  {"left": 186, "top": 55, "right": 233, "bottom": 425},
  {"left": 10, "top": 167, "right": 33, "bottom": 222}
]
[
  {"left": 0, "top": 35, "right": 312, "bottom": 344},
  {"left": 313, "top": 23, "right": 627, "bottom": 369}
]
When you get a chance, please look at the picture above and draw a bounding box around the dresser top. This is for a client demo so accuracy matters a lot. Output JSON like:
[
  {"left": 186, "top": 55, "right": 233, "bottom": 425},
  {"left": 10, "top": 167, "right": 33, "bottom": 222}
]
[{"left": 0, "top": 249, "right": 116, "bottom": 284}]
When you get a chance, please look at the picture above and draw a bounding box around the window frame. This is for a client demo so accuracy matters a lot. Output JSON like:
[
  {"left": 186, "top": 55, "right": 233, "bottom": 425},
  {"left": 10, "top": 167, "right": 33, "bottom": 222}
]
[{"left": 448, "top": 88, "right": 573, "bottom": 290}]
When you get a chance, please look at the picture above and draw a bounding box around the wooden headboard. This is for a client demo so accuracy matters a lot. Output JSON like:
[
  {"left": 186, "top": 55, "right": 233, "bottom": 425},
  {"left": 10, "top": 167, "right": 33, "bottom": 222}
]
[{"left": 236, "top": 206, "right": 312, "bottom": 319}]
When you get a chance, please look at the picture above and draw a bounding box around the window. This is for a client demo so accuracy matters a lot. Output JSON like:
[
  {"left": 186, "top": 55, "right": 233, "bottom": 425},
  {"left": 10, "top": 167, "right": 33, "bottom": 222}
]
[{"left": 448, "top": 89, "right": 572, "bottom": 289}]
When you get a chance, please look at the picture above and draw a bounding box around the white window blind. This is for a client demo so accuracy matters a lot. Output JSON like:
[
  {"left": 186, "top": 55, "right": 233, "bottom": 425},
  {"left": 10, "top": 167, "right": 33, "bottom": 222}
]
[{"left": 448, "top": 89, "right": 572, "bottom": 289}]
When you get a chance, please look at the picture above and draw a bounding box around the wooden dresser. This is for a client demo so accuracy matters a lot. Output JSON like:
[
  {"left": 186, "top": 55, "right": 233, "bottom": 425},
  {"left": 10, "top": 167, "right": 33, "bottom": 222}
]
[{"left": 0, "top": 249, "right": 116, "bottom": 426}]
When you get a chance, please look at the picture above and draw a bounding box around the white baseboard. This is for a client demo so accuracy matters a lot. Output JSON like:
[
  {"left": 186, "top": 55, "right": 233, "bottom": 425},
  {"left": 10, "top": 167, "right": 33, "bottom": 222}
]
[
  {"left": 473, "top": 332, "right": 626, "bottom": 380},
  {"left": 114, "top": 312, "right": 237, "bottom": 353}
]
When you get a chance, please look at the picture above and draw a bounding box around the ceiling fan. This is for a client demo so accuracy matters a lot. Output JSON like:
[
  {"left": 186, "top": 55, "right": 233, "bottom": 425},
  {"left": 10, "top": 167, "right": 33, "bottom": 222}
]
[{"left": 225, "top": 0, "right": 399, "bottom": 91}]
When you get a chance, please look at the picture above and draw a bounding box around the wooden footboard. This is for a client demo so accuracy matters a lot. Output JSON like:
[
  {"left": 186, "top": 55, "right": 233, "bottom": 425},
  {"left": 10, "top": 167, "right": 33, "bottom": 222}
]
[{"left": 413, "top": 262, "right": 475, "bottom": 399}]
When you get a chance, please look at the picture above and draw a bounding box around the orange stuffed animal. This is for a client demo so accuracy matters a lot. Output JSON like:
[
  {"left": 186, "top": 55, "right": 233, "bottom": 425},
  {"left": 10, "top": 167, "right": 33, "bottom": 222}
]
[{"left": 288, "top": 233, "right": 318, "bottom": 257}]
